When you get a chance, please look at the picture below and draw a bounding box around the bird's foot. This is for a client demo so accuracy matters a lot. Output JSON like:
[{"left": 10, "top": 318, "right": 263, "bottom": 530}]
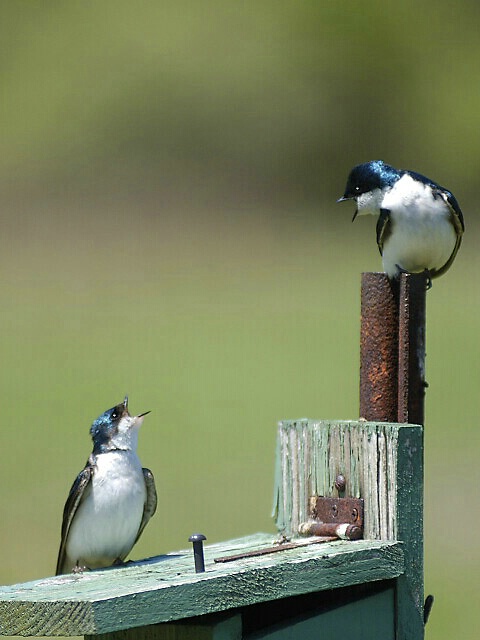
[
  {"left": 422, "top": 268, "right": 433, "bottom": 290},
  {"left": 72, "top": 564, "right": 89, "bottom": 574},
  {"left": 394, "top": 265, "right": 432, "bottom": 290}
]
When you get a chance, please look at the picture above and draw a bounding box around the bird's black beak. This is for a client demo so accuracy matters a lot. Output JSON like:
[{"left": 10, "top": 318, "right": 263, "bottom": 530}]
[
  {"left": 337, "top": 195, "right": 358, "bottom": 222},
  {"left": 137, "top": 410, "right": 151, "bottom": 418}
]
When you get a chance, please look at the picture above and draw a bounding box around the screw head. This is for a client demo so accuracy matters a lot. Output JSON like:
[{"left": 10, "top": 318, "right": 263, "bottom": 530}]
[
  {"left": 335, "top": 474, "right": 346, "bottom": 492},
  {"left": 189, "top": 533, "right": 207, "bottom": 543}
]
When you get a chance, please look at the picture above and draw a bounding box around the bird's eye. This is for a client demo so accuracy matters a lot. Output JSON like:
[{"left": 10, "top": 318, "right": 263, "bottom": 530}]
[
  {"left": 355, "top": 185, "right": 361, "bottom": 192},
  {"left": 112, "top": 412, "right": 117, "bottom": 420}
]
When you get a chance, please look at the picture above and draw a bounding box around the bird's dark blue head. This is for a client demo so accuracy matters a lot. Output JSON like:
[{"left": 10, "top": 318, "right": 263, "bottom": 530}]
[
  {"left": 339, "top": 160, "right": 400, "bottom": 201},
  {"left": 90, "top": 397, "right": 151, "bottom": 454},
  {"left": 90, "top": 397, "right": 129, "bottom": 454}
]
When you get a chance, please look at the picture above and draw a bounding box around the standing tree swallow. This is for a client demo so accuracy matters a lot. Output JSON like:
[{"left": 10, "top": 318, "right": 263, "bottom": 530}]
[
  {"left": 56, "top": 397, "right": 157, "bottom": 575},
  {"left": 338, "top": 160, "right": 465, "bottom": 282}
]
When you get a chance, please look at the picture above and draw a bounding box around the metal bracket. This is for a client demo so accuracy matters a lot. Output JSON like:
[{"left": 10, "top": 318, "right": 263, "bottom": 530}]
[
  {"left": 298, "top": 496, "right": 364, "bottom": 540},
  {"left": 310, "top": 496, "right": 364, "bottom": 526}
]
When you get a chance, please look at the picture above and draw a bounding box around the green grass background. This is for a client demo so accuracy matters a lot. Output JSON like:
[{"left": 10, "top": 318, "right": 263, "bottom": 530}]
[{"left": 1, "top": 3, "right": 479, "bottom": 638}]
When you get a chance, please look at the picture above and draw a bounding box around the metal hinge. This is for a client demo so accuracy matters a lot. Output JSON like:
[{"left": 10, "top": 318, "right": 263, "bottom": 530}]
[
  {"left": 298, "top": 496, "right": 364, "bottom": 540},
  {"left": 214, "top": 496, "right": 364, "bottom": 564}
]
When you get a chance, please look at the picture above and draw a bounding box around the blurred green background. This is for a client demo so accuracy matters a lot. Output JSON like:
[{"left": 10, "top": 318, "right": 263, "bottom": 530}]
[{"left": 0, "top": 1, "right": 479, "bottom": 637}]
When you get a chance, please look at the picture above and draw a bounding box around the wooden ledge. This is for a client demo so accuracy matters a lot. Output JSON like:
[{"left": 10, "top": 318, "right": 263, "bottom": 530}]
[{"left": 0, "top": 533, "right": 403, "bottom": 636}]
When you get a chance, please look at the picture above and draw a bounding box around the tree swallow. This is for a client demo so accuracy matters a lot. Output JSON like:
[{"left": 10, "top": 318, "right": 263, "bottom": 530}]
[
  {"left": 56, "top": 397, "right": 157, "bottom": 575},
  {"left": 338, "top": 160, "right": 465, "bottom": 282}
]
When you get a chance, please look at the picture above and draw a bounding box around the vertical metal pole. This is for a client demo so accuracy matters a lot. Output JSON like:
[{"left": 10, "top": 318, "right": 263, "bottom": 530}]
[
  {"left": 359, "top": 273, "right": 399, "bottom": 422},
  {"left": 397, "top": 273, "right": 427, "bottom": 425},
  {"left": 360, "top": 272, "right": 426, "bottom": 426}
]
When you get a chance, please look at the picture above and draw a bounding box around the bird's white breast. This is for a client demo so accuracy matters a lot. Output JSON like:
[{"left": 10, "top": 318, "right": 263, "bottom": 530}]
[
  {"left": 65, "top": 450, "right": 146, "bottom": 569},
  {"left": 380, "top": 175, "right": 457, "bottom": 277}
]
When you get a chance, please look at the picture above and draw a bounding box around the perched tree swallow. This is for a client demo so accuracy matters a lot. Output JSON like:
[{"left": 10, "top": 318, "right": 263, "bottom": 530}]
[
  {"left": 56, "top": 397, "right": 157, "bottom": 575},
  {"left": 338, "top": 160, "right": 465, "bottom": 282}
]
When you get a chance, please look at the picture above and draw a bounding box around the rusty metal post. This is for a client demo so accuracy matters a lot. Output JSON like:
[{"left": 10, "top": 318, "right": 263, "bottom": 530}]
[
  {"left": 360, "top": 272, "right": 426, "bottom": 426},
  {"left": 397, "top": 273, "right": 427, "bottom": 425},
  {"left": 360, "top": 273, "right": 399, "bottom": 421}
]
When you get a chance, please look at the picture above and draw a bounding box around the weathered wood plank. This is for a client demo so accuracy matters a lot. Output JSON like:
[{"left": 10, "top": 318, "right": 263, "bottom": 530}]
[
  {"left": 272, "top": 420, "right": 422, "bottom": 542},
  {"left": 272, "top": 420, "right": 423, "bottom": 639},
  {"left": 0, "top": 534, "right": 403, "bottom": 636},
  {"left": 395, "top": 425, "right": 424, "bottom": 638}
]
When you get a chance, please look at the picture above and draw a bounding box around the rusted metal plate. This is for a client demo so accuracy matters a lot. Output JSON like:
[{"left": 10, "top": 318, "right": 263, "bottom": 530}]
[{"left": 309, "top": 496, "right": 364, "bottom": 528}]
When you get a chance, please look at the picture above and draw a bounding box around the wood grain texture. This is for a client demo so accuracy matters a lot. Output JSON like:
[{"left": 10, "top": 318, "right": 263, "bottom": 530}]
[
  {"left": 272, "top": 420, "right": 421, "bottom": 542},
  {"left": 395, "top": 425, "right": 424, "bottom": 638},
  {"left": 0, "top": 534, "right": 403, "bottom": 636},
  {"left": 272, "top": 419, "right": 424, "bottom": 639}
]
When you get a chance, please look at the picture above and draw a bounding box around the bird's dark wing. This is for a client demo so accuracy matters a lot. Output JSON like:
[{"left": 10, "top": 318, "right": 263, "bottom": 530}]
[
  {"left": 376, "top": 208, "right": 392, "bottom": 255},
  {"left": 55, "top": 462, "right": 94, "bottom": 575},
  {"left": 431, "top": 190, "right": 465, "bottom": 278},
  {"left": 133, "top": 468, "right": 157, "bottom": 546},
  {"left": 443, "top": 190, "right": 465, "bottom": 232}
]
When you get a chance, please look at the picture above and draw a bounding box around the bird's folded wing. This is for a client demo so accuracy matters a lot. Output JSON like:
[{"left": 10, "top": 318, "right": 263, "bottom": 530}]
[
  {"left": 134, "top": 468, "right": 157, "bottom": 546},
  {"left": 376, "top": 208, "right": 392, "bottom": 255},
  {"left": 55, "top": 464, "right": 93, "bottom": 575}
]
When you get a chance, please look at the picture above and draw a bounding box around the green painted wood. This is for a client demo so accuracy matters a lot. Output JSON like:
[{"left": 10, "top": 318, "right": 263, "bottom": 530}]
[
  {"left": 272, "top": 420, "right": 423, "bottom": 639},
  {"left": 395, "top": 425, "right": 424, "bottom": 639},
  {"left": 89, "top": 613, "right": 242, "bottom": 640},
  {"left": 272, "top": 421, "right": 420, "bottom": 541},
  {"left": 249, "top": 586, "right": 395, "bottom": 640},
  {"left": 0, "top": 534, "right": 403, "bottom": 636}
]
